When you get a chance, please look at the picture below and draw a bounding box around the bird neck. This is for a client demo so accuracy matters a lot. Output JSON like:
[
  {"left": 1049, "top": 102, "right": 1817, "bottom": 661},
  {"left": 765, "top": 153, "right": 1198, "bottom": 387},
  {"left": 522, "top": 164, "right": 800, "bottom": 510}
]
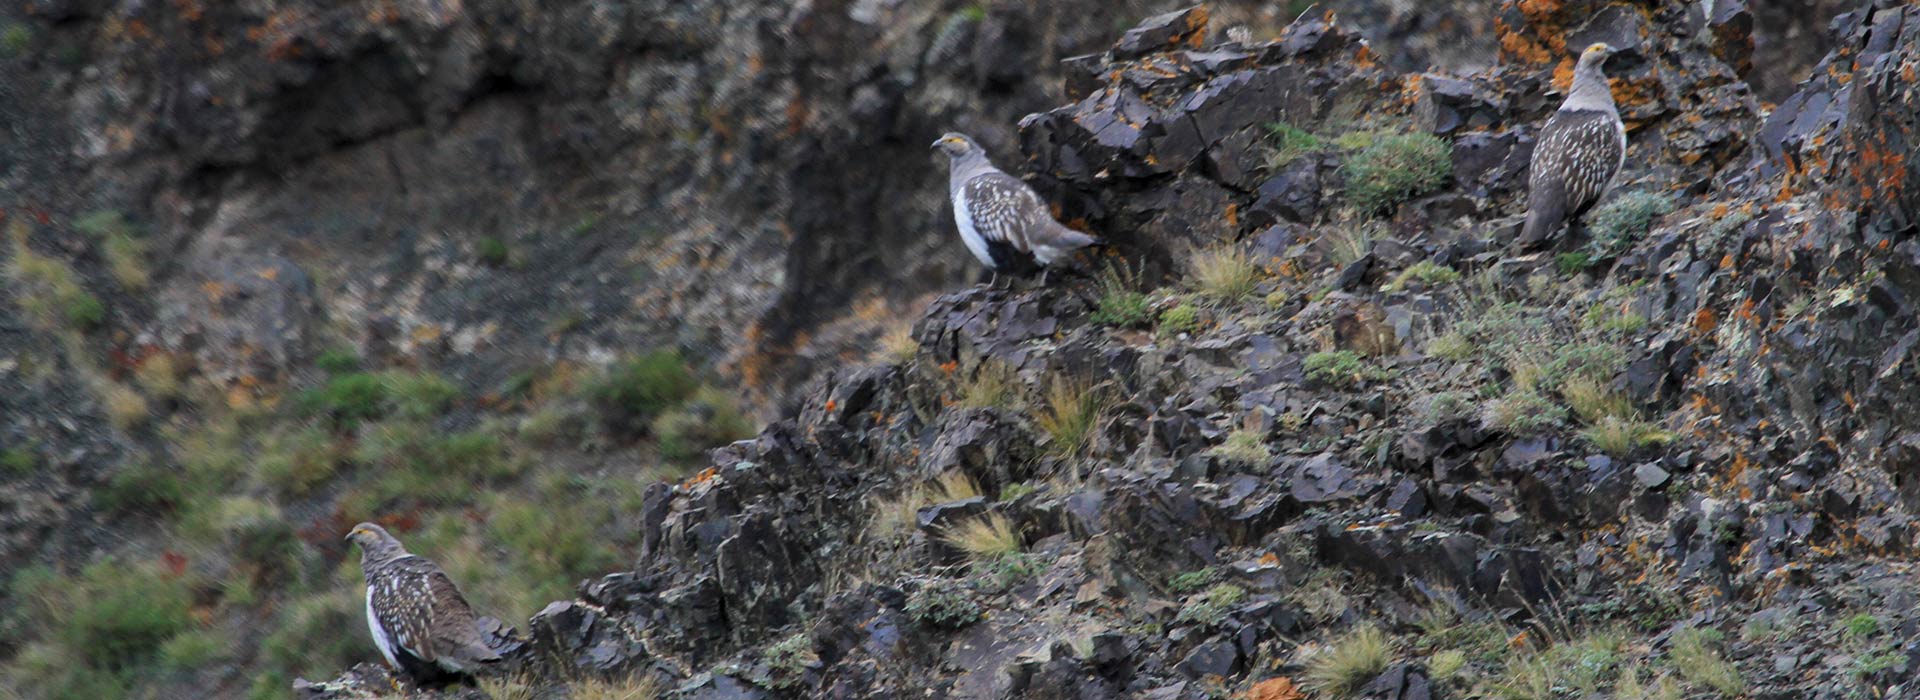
[
  {"left": 1562, "top": 62, "right": 1617, "bottom": 115},
  {"left": 360, "top": 542, "right": 408, "bottom": 569},
  {"left": 949, "top": 153, "right": 995, "bottom": 188}
]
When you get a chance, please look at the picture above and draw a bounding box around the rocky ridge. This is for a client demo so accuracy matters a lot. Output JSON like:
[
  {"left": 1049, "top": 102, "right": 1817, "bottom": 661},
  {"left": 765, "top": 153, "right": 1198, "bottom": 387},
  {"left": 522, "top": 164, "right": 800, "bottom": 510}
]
[{"left": 294, "top": 1, "right": 1920, "bottom": 699}]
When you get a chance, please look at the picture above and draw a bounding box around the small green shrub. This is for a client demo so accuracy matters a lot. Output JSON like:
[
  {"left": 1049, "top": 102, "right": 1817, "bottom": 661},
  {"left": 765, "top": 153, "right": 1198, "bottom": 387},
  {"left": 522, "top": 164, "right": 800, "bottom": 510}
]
[
  {"left": 314, "top": 348, "right": 361, "bottom": 373},
  {"left": 1842, "top": 613, "right": 1882, "bottom": 640},
  {"left": 1587, "top": 192, "right": 1674, "bottom": 257},
  {"left": 64, "top": 293, "right": 105, "bottom": 328},
  {"left": 588, "top": 350, "right": 699, "bottom": 435},
  {"left": 998, "top": 482, "right": 1037, "bottom": 501},
  {"left": 97, "top": 461, "right": 185, "bottom": 514},
  {"left": 1385, "top": 261, "right": 1460, "bottom": 292},
  {"left": 1176, "top": 584, "right": 1248, "bottom": 627},
  {"left": 906, "top": 578, "right": 982, "bottom": 628},
  {"left": 1159, "top": 303, "right": 1201, "bottom": 337},
  {"left": 1093, "top": 288, "right": 1153, "bottom": 328},
  {"left": 158, "top": 629, "right": 228, "bottom": 671},
  {"left": 1555, "top": 252, "right": 1595, "bottom": 274},
  {"left": 385, "top": 371, "right": 459, "bottom": 419},
  {"left": 1167, "top": 567, "right": 1224, "bottom": 594},
  {"left": 477, "top": 236, "right": 511, "bottom": 266},
  {"left": 1304, "top": 350, "right": 1391, "bottom": 387},
  {"left": 75, "top": 211, "right": 149, "bottom": 291},
  {"left": 299, "top": 372, "right": 389, "bottom": 426},
  {"left": 1, "top": 446, "right": 36, "bottom": 475},
  {"left": 1341, "top": 132, "right": 1453, "bottom": 216},
  {"left": 972, "top": 552, "right": 1043, "bottom": 593},
  {"left": 765, "top": 632, "right": 819, "bottom": 689},
  {"left": 1, "top": 24, "right": 31, "bottom": 58},
  {"left": 654, "top": 387, "right": 755, "bottom": 461},
  {"left": 59, "top": 560, "right": 196, "bottom": 669},
  {"left": 1266, "top": 121, "right": 1326, "bottom": 170},
  {"left": 255, "top": 426, "right": 345, "bottom": 497},
  {"left": 260, "top": 590, "right": 361, "bottom": 683}
]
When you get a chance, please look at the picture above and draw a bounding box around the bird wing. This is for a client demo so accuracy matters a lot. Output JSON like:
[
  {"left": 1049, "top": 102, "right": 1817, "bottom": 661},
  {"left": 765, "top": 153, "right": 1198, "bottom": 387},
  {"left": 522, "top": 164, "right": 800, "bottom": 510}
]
[
  {"left": 373, "top": 556, "right": 497, "bottom": 668},
  {"left": 369, "top": 557, "right": 444, "bottom": 663},
  {"left": 1530, "top": 108, "right": 1624, "bottom": 216},
  {"left": 963, "top": 172, "right": 1048, "bottom": 254}
]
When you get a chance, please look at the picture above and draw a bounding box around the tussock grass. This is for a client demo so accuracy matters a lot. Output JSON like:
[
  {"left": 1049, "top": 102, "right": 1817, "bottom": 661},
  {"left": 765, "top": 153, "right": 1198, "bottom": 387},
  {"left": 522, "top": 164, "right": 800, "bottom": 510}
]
[
  {"left": 956, "top": 362, "right": 1022, "bottom": 410},
  {"left": 1189, "top": 245, "right": 1265, "bottom": 303},
  {"left": 1091, "top": 264, "right": 1154, "bottom": 329},
  {"left": 876, "top": 325, "right": 919, "bottom": 364},
  {"left": 940, "top": 512, "right": 1022, "bottom": 562},
  {"left": 1670, "top": 627, "right": 1743, "bottom": 697},
  {"left": 1035, "top": 377, "right": 1112, "bottom": 458},
  {"left": 567, "top": 675, "right": 664, "bottom": 700},
  {"left": 1304, "top": 625, "right": 1392, "bottom": 697}
]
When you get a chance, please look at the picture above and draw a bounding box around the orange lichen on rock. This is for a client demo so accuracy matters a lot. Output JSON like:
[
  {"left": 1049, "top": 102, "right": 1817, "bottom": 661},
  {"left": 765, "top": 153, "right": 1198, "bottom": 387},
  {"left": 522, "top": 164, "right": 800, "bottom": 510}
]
[
  {"left": 1693, "top": 308, "right": 1718, "bottom": 335},
  {"left": 1496, "top": 19, "right": 1555, "bottom": 66},
  {"left": 1244, "top": 678, "right": 1304, "bottom": 700},
  {"left": 1180, "top": 6, "right": 1210, "bottom": 48}
]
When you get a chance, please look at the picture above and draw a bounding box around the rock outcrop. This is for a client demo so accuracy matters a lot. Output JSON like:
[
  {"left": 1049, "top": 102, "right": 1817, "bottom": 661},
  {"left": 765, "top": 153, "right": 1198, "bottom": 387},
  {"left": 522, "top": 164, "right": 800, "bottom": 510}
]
[{"left": 295, "top": 2, "right": 1920, "bottom": 698}]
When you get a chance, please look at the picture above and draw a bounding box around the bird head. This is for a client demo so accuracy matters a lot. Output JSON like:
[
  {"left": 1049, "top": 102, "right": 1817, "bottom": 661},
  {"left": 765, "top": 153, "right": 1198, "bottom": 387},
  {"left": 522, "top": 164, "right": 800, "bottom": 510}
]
[
  {"left": 345, "top": 522, "right": 391, "bottom": 549},
  {"left": 931, "top": 132, "right": 979, "bottom": 159},
  {"left": 1578, "top": 42, "right": 1617, "bottom": 69}
]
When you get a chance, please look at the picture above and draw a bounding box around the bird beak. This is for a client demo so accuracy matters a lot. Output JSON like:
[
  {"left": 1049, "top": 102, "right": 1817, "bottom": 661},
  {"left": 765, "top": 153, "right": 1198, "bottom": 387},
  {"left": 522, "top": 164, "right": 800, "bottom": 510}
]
[{"left": 930, "top": 138, "right": 943, "bottom": 149}]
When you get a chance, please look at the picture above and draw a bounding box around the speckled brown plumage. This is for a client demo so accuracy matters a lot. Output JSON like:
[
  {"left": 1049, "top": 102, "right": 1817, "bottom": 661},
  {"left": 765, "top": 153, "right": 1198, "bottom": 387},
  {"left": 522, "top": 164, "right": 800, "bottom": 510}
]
[{"left": 1518, "top": 43, "right": 1627, "bottom": 250}]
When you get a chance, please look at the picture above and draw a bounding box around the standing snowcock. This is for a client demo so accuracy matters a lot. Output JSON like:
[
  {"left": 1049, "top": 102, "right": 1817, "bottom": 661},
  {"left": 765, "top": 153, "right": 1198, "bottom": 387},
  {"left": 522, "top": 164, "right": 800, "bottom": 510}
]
[
  {"left": 346, "top": 522, "right": 504, "bottom": 686},
  {"left": 1516, "top": 42, "right": 1627, "bottom": 250},
  {"left": 933, "top": 132, "right": 1102, "bottom": 287}
]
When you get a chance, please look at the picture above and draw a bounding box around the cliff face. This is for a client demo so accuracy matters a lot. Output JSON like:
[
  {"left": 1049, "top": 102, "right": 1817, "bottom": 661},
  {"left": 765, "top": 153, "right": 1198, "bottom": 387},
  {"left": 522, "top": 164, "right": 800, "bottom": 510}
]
[
  {"left": 0, "top": 1, "right": 1902, "bottom": 699},
  {"left": 297, "top": 1, "right": 1920, "bottom": 699}
]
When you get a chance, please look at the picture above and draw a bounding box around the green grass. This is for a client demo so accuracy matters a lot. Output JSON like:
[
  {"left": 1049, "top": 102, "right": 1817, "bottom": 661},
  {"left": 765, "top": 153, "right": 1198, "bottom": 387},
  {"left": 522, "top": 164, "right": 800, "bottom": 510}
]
[
  {"left": 298, "top": 372, "right": 391, "bottom": 427},
  {"left": 653, "top": 387, "right": 755, "bottom": 461},
  {"left": 1, "top": 23, "right": 30, "bottom": 58},
  {"left": 96, "top": 461, "right": 185, "bottom": 514},
  {"left": 587, "top": 350, "right": 699, "bottom": 435},
  {"left": 1669, "top": 627, "right": 1743, "bottom": 697},
  {"left": 1167, "top": 567, "right": 1225, "bottom": 594},
  {"left": 1587, "top": 192, "right": 1674, "bottom": 257},
  {"left": 314, "top": 348, "right": 361, "bottom": 373},
  {"left": 1175, "top": 583, "right": 1248, "bottom": 627},
  {"left": 1341, "top": 132, "right": 1453, "bottom": 216},
  {"left": 17, "top": 559, "right": 198, "bottom": 671},
  {"left": 254, "top": 426, "right": 347, "bottom": 497},
  {"left": 1304, "top": 350, "right": 1392, "bottom": 387},
  {"left": 1555, "top": 251, "right": 1596, "bottom": 273},
  {"left": 1, "top": 446, "right": 36, "bottom": 475},
  {"left": 1210, "top": 424, "right": 1269, "bottom": 463},
  {"left": 1489, "top": 390, "right": 1565, "bottom": 434},
  {"left": 74, "top": 210, "right": 149, "bottom": 291},
  {"left": 477, "top": 236, "right": 511, "bottom": 266},
  {"left": 1266, "top": 121, "right": 1327, "bottom": 170}
]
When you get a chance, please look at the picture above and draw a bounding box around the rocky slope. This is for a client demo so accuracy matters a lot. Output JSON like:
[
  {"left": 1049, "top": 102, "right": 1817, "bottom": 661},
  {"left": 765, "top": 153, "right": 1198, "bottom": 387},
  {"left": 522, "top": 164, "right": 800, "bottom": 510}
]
[
  {"left": 287, "top": 1, "right": 1920, "bottom": 699},
  {"left": 0, "top": 0, "right": 1899, "bottom": 699}
]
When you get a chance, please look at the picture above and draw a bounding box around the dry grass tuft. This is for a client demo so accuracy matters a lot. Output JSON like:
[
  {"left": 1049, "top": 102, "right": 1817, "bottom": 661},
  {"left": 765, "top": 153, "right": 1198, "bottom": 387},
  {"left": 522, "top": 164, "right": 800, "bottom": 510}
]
[
  {"left": 940, "top": 512, "right": 1022, "bottom": 562},
  {"left": 567, "top": 675, "right": 664, "bottom": 700},
  {"left": 955, "top": 362, "right": 1022, "bottom": 410},
  {"left": 1035, "top": 377, "right": 1113, "bottom": 458},
  {"left": 1189, "top": 245, "right": 1266, "bottom": 303},
  {"left": 876, "top": 325, "right": 919, "bottom": 364},
  {"left": 1304, "top": 625, "right": 1392, "bottom": 696}
]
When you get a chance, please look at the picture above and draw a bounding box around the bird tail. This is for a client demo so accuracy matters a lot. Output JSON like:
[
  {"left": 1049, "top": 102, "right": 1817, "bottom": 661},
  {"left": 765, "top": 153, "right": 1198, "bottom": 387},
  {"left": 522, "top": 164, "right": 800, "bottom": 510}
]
[{"left": 1516, "top": 185, "right": 1567, "bottom": 251}]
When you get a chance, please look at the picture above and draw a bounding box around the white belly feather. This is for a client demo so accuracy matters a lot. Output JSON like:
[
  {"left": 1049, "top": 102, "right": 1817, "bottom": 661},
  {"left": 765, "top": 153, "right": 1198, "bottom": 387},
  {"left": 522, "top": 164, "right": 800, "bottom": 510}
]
[
  {"left": 366, "top": 590, "right": 400, "bottom": 668},
  {"left": 951, "top": 191, "right": 995, "bottom": 269}
]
